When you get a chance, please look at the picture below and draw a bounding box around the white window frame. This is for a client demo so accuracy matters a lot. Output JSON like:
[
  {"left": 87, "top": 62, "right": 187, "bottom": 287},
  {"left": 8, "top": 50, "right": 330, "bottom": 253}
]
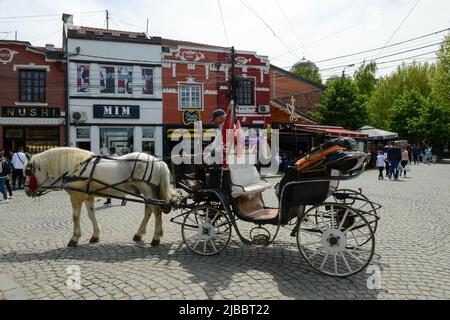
[
  {"left": 75, "top": 127, "right": 91, "bottom": 142},
  {"left": 142, "top": 126, "right": 156, "bottom": 154},
  {"left": 178, "top": 83, "right": 204, "bottom": 111}
]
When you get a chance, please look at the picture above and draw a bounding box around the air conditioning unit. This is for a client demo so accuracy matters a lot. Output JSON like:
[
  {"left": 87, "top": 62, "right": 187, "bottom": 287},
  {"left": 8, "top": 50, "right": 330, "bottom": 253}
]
[
  {"left": 71, "top": 111, "right": 87, "bottom": 123},
  {"left": 258, "top": 105, "right": 270, "bottom": 114}
]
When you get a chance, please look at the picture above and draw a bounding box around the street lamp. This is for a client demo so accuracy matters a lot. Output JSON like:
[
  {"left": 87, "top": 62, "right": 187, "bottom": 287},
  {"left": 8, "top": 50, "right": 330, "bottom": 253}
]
[{"left": 342, "top": 64, "right": 355, "bottom": 78}]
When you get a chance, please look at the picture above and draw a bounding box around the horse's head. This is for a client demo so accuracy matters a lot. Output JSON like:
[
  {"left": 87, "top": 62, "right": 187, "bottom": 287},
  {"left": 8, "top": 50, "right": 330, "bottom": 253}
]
[{"left": 23, "top": 157, "right": 42, "bottom": 197}]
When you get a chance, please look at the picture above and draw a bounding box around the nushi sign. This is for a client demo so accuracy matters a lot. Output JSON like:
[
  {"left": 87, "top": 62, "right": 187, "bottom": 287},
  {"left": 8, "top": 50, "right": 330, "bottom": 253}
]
[
  {"left": 182, "top": 110, "right": 201, "bottom": 125},
  {"left": 0, "top": 48, "right": 19, "bottom": 64},
  {"left": 2, "top": 107, "right": 60, "bottom": 118},
  {"left": 93, "top": 104, "right": 140, "bottom": 119}
]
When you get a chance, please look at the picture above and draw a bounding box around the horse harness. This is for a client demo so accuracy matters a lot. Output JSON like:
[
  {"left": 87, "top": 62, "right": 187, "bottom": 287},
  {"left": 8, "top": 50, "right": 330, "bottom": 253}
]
[{"left": 26, "top": 154, "right": 171, "bottom": 208}]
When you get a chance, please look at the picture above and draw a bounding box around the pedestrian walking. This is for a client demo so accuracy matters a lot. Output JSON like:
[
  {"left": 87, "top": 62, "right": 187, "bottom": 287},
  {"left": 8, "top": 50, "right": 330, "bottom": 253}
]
[
  {"left": 424, "top": 146, "right": 432, "bottom": 165},
  {"left": 412, "top": 145, "right": 420, "bottom": 164},
  {"left": 0, "top": 151, "right": 13, "bottom": 199},
  {"left": 11, "top": 147, "right": 27, "bottom": 190},
  {"left": 401, "top": 148, "right": 410, "bottom": 177},
  {"left": 376, "top": 150, "right": 385, "bottom": 180},
  {"left": 384, "top": 146, "right": 391, "bottom": 179},
  {"left": 0, "top": 155, "right": 9, "bottom": 204},
  {"left": 387, "top": 143, "right": 402, "bottom": 180}
]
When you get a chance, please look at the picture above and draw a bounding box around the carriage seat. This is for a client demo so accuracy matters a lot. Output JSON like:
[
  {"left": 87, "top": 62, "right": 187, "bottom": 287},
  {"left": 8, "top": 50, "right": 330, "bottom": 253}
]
[{"left": 229, "top": 162, "right": 271, "bottom": 198}]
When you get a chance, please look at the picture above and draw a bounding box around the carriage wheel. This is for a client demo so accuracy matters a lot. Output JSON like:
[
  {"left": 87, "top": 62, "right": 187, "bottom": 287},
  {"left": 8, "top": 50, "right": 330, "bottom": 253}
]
[
  {"left": 297, "top": 203, "right": 375, "bottom": 277},
  {"left": 331, "top": 189, "right": 379, "bottom": 236},
  {"left": 181, "top": 205, "right": 232, "bottom": 256}
]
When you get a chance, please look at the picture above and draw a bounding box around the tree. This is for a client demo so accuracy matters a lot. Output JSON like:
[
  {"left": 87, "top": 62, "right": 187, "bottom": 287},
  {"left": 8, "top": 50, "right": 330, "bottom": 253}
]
[
  {"left": 290, "top": 59, "right": 322, "bottom": 84},
  {"left": 367, "top": 62, "right": 435, "bottom": 129},
  {"left": 354, "top": 61, "right": 377, "bottom": 96},
  {"left": 414, "top": 102, "right": 450, "bottom": 145},
  {"left": 316, "top": 76, "right": 368, "bottom": 130},
  {"left": 389, "top": 90, "right": 427, "bottom": 142},
  {"left": 431, "top": 34, "right": 450, "bottom": 112}
]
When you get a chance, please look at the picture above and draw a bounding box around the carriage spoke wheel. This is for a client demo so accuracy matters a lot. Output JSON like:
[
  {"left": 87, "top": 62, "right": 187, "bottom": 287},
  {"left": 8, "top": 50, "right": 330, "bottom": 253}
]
[
  {"left": 331, "top": 189, "right": 379, "bottom": 236},
  {"left": 181, "top": 205, "right": 232, "bottom": 256},
  {"left": 297, "top": 203, "right": 375, "bottom": 277}
]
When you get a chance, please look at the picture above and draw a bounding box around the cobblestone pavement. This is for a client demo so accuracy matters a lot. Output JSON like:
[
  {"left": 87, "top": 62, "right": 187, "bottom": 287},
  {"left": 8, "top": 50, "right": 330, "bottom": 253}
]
[{"left": 0, "top": 162, "right": 449, "bottom": 300}]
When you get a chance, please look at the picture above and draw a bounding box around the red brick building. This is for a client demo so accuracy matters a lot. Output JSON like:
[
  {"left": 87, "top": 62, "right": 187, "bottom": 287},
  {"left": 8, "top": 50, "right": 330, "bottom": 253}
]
[
  {"left": 0, "top": 41, "right": 66, "bottom": 155},
  {"left": 269, "top": 64, "right": 325, "bottom": 154},
  {"left": 161, "top": 39, "right": 271, "bottom": 157}
]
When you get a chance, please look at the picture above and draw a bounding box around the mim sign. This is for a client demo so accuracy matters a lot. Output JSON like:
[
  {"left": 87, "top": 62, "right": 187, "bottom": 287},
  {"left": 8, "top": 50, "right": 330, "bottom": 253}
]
[{"left": 93, "top": 105, "right": 140, "bottom": 119}]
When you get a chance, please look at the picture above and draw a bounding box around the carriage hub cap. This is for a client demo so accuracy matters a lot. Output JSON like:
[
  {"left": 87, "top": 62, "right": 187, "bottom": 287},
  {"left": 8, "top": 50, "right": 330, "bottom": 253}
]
[
  {"left": 322, "top": 229, "right": 347, "bottom": 254},
  {"left": 198, "top": 222, "right": 214, "bottom": 240}
]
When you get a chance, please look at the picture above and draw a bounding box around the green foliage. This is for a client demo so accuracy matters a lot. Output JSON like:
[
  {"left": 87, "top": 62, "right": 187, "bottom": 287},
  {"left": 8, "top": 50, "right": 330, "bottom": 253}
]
[
  {"left": 413, "top": 102, "right": 450, "bottom": 144},
  {"left": 290, "top": 60, "right": 322, "bottom": 84},
  {"left": 431, "top": 34, "right": 450, "bottom": 112},
  {"left": 389, "top": 90, "right": 427, "bottom": 142},
  {"left": 354, "top": 61, "right": 378, "bottom": 96},
  {"left": 367, "top": 62, "right": 435, "bottom": 129},
  {"left": 317, "top": 77, "right": 368, "bottom": 130}
]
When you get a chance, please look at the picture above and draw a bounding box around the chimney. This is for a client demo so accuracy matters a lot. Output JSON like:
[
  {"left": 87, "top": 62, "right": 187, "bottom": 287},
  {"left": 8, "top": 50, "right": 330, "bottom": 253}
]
[
  {"left": 45, "top": 44, "right": 55, "bottom": 51},
  {"left": 62, "top": 13, "right": 74, "bottom": 25}
]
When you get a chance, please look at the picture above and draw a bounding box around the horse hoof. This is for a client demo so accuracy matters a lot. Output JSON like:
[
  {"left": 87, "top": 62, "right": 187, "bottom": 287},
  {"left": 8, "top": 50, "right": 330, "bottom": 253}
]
[
  {"left": 151, "top": 239, "right": 160, "bottom": 246},
  {"left": 133, "top": 235, "right": 142, "bottom": 242},
  {"left": 67, "top": 240, "right": 78, "bottom": 247},
  {"left": 89, "top": 237, "right": 99, "bottom": 243}
]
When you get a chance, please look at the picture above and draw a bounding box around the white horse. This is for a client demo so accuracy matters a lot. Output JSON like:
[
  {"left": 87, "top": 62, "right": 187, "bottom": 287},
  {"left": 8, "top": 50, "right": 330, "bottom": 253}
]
[{"left": 23, "top": 147, "right": 175, "bottom": 247}]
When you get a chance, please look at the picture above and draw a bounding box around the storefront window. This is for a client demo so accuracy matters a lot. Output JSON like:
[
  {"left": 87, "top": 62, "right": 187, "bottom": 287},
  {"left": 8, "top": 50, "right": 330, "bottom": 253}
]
[
  {"left": 142, "top": 69, "right": 153, "bottom": 95},
  {"left": 142, "top": 127, "right": 155, "bottom": 155},
  {"left": 76, "top": 127, "right": 90, "bottom": 139},
  {"left": 99, "top": 127, "right": 134, "bottom": 156},
  {"left": 118, "top": 67, "right": 133, "bottom": 94},
  {"left": 4, "top": 127, "right": 59, "bottom": 154},
  {"left": 100, "top": 66, "right": 115, "bottom": 93},
  {"left": 77, "top": 65, "right": 90, "bottom": 92}
]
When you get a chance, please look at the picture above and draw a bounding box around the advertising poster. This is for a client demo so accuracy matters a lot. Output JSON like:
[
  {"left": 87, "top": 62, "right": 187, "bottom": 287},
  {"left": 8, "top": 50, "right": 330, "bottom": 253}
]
[
  {"left": 118, "top": 67, "right": 133, "bottom": 94},
  {"left": 142, "top": 68, "right": 153, "bottom": 94},
  {"left": 77, "top": 65, "right": 89, "bottom": 92},
  {"left": 100, "top": 66, "right": 115, "bottom": 93}
]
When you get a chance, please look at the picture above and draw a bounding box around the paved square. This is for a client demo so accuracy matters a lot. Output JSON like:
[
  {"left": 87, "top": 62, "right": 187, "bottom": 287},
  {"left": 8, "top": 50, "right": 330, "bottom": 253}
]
[{"left": 0, "top": 162, "right": 449, "bottom": 300}]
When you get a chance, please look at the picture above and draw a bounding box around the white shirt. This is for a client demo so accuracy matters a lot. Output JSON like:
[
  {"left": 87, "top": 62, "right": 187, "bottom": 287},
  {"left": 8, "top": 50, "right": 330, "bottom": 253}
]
[
  {"left": 376, "top": 154, "right": 386, "bottom": 167},
  {"left": 11, "top": 152, "right": 27, "bottom": 169}
]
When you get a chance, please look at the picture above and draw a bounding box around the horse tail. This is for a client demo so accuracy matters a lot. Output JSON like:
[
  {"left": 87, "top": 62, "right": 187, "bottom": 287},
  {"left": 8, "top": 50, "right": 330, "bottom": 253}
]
[{"left": 159, "top": 161, "right": 173, "bottom": 202}]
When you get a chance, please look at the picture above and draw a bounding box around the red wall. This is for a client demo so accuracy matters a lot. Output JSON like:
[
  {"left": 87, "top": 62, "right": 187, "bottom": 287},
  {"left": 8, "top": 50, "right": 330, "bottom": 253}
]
[{"left": 0, "top": 43, "right": 66, "bottom": 149}]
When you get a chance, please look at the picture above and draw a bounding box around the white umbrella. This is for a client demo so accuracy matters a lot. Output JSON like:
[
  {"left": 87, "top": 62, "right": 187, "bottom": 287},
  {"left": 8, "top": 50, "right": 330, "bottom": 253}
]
[{"left": 358, "top": 126, "right": 399, "bottom": 140}]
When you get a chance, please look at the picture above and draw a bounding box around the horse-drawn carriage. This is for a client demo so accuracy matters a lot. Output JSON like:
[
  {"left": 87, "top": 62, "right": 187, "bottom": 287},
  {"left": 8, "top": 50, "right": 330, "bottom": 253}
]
[
  {"left": 23, "top": 135, "right": 380, "bottom": 278},
  {"left": 171, "top": 137, "right": 381, "bottom": 277}
]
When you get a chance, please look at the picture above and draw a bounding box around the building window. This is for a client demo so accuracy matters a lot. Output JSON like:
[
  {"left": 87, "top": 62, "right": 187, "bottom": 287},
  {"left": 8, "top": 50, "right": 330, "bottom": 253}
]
[
  {"left": 142, "top": 69, "right": 153, "bottom": 95},
  {"left": 100, "top": 66, "right": 115, "bottom": 93},
  {"left": 237, "top": 78, "right": 254, "bottom": 106},
  {"left": 99, "top": 127, "right": 134, "bottom": 156},
  {"left": 76, "top": 127, "right": 90, "bottom": 139},
  {"left": 118, "top": 66, "right": 133, "bottom": 94},
  {"left": 19, "top": 70, "right": 46, "bottom": 102},
  {"left": 77, "top": 65, "right": 90, "bottom": 92},
  {"left": 142, "top": 127, "right": 155, "bottom": 155},
  {"left": 179, "top": 84, "right": 202, "bottom": 109}
]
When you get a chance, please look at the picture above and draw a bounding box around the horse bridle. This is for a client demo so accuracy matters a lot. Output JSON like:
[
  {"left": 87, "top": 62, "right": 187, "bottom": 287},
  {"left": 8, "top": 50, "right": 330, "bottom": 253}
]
[{"left": 24, "top": 161, "right": 69, "bottom": 197}]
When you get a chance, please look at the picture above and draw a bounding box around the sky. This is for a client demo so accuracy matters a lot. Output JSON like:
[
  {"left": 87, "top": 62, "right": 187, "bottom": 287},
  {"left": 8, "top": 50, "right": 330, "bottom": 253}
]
[{"left": 1, "top": 0, "right": 449, "bottom": 81}]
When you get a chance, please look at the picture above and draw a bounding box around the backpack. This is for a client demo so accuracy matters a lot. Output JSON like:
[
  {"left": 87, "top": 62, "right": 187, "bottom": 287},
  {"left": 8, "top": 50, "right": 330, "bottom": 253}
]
[{"left": 1, "top": 159, "right": 12, "bottom": 175}]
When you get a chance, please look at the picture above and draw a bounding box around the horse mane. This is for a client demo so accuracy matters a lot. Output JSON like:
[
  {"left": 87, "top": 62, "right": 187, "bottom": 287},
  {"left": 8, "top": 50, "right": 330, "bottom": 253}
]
[{"left": 29, "top": 147, "right": 94, "bottom": 179}]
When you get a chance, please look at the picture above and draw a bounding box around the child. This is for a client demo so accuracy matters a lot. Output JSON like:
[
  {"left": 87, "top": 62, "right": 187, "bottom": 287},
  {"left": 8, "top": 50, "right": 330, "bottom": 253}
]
[{"left": 376, "top": 150, "right": 386, "bottom": 180}]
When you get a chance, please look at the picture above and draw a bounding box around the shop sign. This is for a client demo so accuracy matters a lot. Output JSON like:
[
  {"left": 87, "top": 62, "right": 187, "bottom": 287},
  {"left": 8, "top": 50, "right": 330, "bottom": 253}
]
[
  {"left": 93, "top": 105, "right": 140, "bottom": 119},
  {"left": 182, "top": 109, "right": 201, "bottom": 125},
  {"left": 2, "top": 106, "right": 60, "bottom": 118},
  {"left": 0, "top": 48, "right": 18, "bottom": 64}
]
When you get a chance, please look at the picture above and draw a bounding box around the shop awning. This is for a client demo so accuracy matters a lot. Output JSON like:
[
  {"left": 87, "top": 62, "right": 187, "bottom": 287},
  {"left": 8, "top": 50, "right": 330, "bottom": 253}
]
[
  {"left": 296, "top": 125, "right": 369, "bottom": 139},
  {"left": 357, "top": 126, "right": 398, "bottom": 140}
]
